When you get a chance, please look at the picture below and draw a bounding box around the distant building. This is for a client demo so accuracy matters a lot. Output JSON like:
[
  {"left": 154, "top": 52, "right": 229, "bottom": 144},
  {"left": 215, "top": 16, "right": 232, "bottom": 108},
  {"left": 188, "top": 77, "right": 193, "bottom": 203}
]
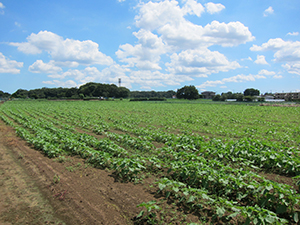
[
  {"left": 201, "top": 91, "right": 216, "bottom": 99},
  {"left": 274, "top": 92, "right": 300, "bottom": 100},
  {"left": 263, "top": 95, "right": 275, "bottom": 100}
]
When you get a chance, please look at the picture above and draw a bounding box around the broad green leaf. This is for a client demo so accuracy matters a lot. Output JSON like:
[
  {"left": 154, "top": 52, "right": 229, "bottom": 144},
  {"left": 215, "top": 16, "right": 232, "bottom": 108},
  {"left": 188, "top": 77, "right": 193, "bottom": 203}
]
[
  {"left": 216, "top": 207, "right": 226, "bottom": 217},
  {"left": 294, "top": 212, "right": 299, "bottom": 223},
  {"left": 187, "top": 195, "right": 196, "bottom": 203},
  {"left": 244, "top": 217, "right": 251, "bottom": 225},
  {"left": 265, "top": 184, "right": 273, "bottom": 191},
  {"left": 228, "top": 212, "right": 239, "bottom": 218},
  {"left": 276, "top": 204, "right": 287, "bottom": 214},
  {"left": 172, "top": 187, "right": 179, "bottom": 193},
  {"left": 166, "top": 191, "right": 170, "bottom": 198},
  {"left": 136, "top": 210, "right": 144, "bottom": 218},
  {"left": 265, "top": 215, "right": 275, "bottom": 223},
  {"left": 158, "top": 183, "right": 166, "bottom": 191}
]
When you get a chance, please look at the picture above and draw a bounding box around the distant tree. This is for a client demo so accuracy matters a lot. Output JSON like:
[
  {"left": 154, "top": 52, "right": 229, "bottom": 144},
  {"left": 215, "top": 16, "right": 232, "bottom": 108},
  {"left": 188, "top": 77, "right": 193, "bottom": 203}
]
[
  {"left": 220, "top": 95, "right": 227, "bottom": 101},
  {"left": 264, "top": 92, "right": 273, "bottom": 96},
  {"left": 244, "top": 88, "right": 260, "bottom": 96},
  {"left": 212, "top": 94, "right": 221, "bottom": 101},
  {"left": 257, "top": 97, "right": 265, "bottom": 102},
  {"left": 236, "top": 93, "right": 244, "bottom": 101},
  {"left": 244, "top": 96, "right": 254, "bottom": 102},
  {"left": 130, "top": 90, "right": 176, "bottom": 99},
  {"left": 66, "top": 87, "right": 78, "bottom": 98},
  {"left": 176, "top": 85, "right": 199, "bottom": 100},
  {"left": 117, "top": 87, "right": 130, "bottom": 98},
  {"left": 109, "top": 84, "right": 119, "bottom": 97},
  {"left": 0, "top": 90, "right": 11, "bottom": 98},
  {"left": 79, "top": 93, "right": 85, "bottom": 99},
  {"left": 165, "top": 90, "right": 176, "bottom": 98},
  {"left": 11, "top": 89, "right": 29, "bottom": 98}
]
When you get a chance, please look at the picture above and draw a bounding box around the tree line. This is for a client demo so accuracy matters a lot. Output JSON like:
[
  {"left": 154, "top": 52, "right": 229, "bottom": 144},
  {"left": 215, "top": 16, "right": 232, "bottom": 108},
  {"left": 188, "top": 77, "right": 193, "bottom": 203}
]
[
  {"left": 213, "top": 88, "right": 261, "bottom": 102},
  {"left": 1, "top": 82, "right": 176, "bottom": 100},
  {"left": 0, "top": 90, "right": 11, "bottom": 99},
  {"left": 1, "top": 83, "right": 262, "bottom": 101},
  {"left": 174, "top": 86, "right": 261, "bottom": 101},
  {"left": 7, "top": 83, "right": 130, "bottom": 100}
]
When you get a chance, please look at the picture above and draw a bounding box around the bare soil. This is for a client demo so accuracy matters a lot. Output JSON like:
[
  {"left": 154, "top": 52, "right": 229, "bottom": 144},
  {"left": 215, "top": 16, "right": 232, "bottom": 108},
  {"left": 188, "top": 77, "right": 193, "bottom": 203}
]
[{"left": 0, "top": 120, "right": 156, "bottom": 225}]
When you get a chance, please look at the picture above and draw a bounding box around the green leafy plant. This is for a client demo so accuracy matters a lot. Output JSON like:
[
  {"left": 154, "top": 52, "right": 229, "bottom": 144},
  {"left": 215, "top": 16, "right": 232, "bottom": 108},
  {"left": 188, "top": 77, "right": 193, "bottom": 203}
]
[{"left": 53, "top": 174, "right": 60, "bottom": 184}]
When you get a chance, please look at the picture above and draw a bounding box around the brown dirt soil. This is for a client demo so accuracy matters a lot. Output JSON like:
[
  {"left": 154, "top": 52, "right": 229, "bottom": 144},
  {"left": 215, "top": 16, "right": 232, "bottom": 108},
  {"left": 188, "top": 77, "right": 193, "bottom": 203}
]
[
  {"left": 260, "top": 103, "right": 300, "bottom": 107},
  {"left": 0, "top": 120, "right": 156, "bottom": 225}
]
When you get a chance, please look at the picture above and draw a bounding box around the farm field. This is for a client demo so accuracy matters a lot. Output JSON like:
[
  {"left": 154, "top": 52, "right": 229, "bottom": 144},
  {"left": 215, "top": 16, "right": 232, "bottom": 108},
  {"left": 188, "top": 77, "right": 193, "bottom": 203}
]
[{"left": 0, "top": 99, "right": 299, "bottom": 224}]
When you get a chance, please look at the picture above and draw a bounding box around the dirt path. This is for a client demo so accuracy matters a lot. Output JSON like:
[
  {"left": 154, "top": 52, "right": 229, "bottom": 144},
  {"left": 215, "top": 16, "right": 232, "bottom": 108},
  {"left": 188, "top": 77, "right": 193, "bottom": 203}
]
[{"left": 0, "top": 121, "right": 155, "bottom": 224}]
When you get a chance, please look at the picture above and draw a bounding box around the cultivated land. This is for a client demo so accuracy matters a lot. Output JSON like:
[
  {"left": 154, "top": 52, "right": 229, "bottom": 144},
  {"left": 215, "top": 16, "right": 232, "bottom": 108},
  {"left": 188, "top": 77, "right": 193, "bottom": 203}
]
[{"left": 0, "top": 99, "right": 299, "bottom": 224}]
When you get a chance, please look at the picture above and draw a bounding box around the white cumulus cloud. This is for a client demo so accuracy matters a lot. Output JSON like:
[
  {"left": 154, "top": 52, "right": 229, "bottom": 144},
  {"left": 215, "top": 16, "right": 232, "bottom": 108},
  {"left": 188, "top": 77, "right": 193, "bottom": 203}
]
[
  {"left": 287, "top": 32, "right": 299, "bottom": 36},
  {"left": 43, "top": 80, "right": 78, "bottom": 88},
  {"left": 205, "top": 2, "right": 225, "bottom": 14},
  {"left": 197, "top": 73, "right": 268, "bottom": 89},
  {"left": 282, "top": 63, "right": 300, "bottom": 75},
  {"left": 10, "top": 30, "right": 113, "bottom": 66},
  {"left": 114, "top": 0, "right": 255, "bottom": 90},
  {"left": 166, "top": 48, "right": 241, "bottom": 76},
  {"left": 0, "top": 52, "right": 23, "bottom": 74},
  {"left": 0, "top": 2, "right": 4, "bottom": 15},
  {"left": 182, "top": 0, "right": 205, "bottom": 17},
  {"left": 254, "top": 55, "right": 269, "bottom": 65},
  {"left": 251, "top": 38, "right": 300, "bottom": 75},
  {"left": 258, "top": 69, "right": 275, "bottom": 76},
  {"left": 116, "top": 29, "right": 168, "bottom": 70},
  {"left": 44, "top": 64, "right": 132, "bottom": 89},
  {"left": 135, "top": 0, "right": 184, "bottom": 31},
  {"left": 135, "top": 1, "right": 254, "bottom": 48},
  {"left": 129, "top": 70, "right": 193, "bottom": 88},
  {"left": 29, "top": 60, "right": 62, "bottom": 74},
  {"left": 263, "top": 6, "right": 274, "bottom": 17},
  {"left": 154, "top": 20, "right": 254, "bottom": 49}
]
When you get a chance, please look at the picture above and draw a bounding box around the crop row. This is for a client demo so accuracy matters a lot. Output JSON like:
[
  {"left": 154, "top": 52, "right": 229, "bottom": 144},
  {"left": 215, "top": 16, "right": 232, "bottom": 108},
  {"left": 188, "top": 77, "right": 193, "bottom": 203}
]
[
  {"left": 1, "top": 101, "right": 299, "bottom": 224},
  {"left": 1, "top": 108, "right": 299, "bottom": 223}
]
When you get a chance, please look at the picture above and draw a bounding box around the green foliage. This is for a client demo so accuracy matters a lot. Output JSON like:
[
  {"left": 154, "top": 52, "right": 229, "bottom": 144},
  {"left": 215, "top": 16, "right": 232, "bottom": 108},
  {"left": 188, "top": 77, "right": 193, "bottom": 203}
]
[
  {"left": 244, "top": 96, "right": 254, "bottom": 102},
  {"left": 176, "top": 85, "right": 199, "bottom": 100},
  {"left": 1, "top": 100, "right": 299, "bottom": 224},
  {"left": 53, "top": 174, "right": 60, "bottom": 184},
  {"left": 11, "top": 89, "right": 29, "bottom": 98},
  {"left": 244, "top": 88, "right": 260, "bottom": 96},
  {"left": 0, "top": 90, "right": 11, "bottom": 99},
  {"left": 130, "top": 90, "right": 175, "bottom": 99},
  {"left": 10, "top": 82, "right": 130, "bottom": 100},
  {"left": 212, "top": 94, "right": 221, "bottom": 101},
  {"left": 135, "top": 201, "right": 161, "bottom": 224}
]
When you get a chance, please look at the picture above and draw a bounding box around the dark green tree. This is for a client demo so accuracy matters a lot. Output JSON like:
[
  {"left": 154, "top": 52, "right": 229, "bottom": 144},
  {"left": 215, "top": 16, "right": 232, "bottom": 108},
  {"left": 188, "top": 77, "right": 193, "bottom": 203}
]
[
  {"left": 117, "top": 87, "right": 130, "bottom": 98},
  {"left": 11, "top": 89, "right": 29, "bottom": 98},
  {"left": 244, "top": 96, "right": 254, "bottom": 102},
  {"left": 212, "top": 94, "right": 221, "bottom": 101},
  {"left": 236, "top": 93, "right": 244, "bottom": 101},
  {"left": 66, "top": 87, "right": 79, "bottom": 98},
  {"left": 130, "top": 90, "right": 175, "bottom": 99},
  {"left": 0, "top": 90, "right": 11, "bottom": 99},
  {"left": 244, "top": 88, "right": 260, "bottom": 96},
  {"left": 176, "top": 85, "right": 199, "bottom": 100}
]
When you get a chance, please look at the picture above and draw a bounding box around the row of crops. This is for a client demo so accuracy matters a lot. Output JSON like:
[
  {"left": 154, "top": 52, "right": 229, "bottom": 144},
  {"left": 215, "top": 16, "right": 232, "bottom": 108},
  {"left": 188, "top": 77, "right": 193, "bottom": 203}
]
[{"left": 0, "top": 100, "right": 299, "bottom": 224}]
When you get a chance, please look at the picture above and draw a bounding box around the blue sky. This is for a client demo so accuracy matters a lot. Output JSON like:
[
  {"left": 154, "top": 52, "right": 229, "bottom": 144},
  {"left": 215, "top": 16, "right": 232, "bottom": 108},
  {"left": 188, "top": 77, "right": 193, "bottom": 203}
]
[{"left": 0, "top": 0, "right": 300, "bottom": 94}]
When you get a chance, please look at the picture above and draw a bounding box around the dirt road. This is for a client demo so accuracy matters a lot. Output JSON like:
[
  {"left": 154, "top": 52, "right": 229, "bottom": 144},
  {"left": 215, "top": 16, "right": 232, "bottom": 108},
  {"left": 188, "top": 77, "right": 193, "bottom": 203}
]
[{"left": 0, "top": 120, "right": 154, "bottom": 225}]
